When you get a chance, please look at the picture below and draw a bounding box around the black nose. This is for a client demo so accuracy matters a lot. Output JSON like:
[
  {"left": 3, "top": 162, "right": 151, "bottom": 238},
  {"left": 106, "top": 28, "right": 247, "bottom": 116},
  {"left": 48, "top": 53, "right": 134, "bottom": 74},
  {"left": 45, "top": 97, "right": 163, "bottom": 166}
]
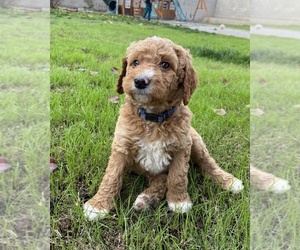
[{"left": 134, "top": 77, "right": 150, "bottom": 89}]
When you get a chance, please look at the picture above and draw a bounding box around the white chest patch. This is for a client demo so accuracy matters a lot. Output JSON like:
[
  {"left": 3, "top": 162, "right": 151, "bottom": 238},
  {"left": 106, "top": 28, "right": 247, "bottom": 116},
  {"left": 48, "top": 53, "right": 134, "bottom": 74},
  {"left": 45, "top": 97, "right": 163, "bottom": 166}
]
[{"left": 135, "top": 140, "right": 172, "bottom": 174}]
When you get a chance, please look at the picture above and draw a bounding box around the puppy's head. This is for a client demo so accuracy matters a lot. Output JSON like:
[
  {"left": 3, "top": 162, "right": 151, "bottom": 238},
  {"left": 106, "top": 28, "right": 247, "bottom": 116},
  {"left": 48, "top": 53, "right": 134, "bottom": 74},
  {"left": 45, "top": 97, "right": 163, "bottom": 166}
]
[{"left": 116, "top": 37, "right": 198, "bottom": 106}]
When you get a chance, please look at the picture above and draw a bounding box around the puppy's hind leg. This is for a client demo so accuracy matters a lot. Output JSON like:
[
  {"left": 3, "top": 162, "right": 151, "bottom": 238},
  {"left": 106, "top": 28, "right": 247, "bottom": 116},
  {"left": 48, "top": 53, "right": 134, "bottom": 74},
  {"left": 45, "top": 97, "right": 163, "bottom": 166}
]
[
  {"left": 190, "top": 127, "right": 244, "bottom": 194},
  {"left": 133, "top": 173, "right": 167, "bottom": 211}
]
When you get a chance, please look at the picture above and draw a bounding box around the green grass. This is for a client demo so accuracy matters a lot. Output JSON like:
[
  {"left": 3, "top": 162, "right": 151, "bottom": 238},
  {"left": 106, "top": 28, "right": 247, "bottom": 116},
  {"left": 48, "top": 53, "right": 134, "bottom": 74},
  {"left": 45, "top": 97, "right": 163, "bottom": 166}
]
[
  {"left": 50, "top": 9, "right": 249, "bottom": 249},
  {"left": 250, "top": 35, "right": 300, "bottom": 249},
  {"left": 0, "top": 8, "right": 49, "bottom": 249},
  {"left": 250, "top": 35, "right": 300, "bottom": 66}
]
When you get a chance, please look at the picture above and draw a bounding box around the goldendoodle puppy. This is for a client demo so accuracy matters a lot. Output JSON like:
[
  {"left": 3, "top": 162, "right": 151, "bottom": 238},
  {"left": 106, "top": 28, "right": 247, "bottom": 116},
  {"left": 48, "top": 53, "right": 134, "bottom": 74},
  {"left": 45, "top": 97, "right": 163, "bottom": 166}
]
[{"left": 84, "top": 37, "right": 244, "bottom": 220}]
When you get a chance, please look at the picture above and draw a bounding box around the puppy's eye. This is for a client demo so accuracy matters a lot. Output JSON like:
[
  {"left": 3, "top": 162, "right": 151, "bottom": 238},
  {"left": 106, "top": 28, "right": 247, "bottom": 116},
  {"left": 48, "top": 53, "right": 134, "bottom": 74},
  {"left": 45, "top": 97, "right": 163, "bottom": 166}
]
[
  {"left": 133, "top": 60, "right": 139, "bottom": 67},
  {"left": 160, "top": 62, "right": 170, "bottom": 69}
]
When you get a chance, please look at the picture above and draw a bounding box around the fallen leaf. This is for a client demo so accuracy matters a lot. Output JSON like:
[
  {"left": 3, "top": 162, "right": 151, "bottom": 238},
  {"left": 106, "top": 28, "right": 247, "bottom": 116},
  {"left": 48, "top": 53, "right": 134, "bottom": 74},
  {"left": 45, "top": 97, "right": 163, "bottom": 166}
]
[
  {"left": 90, "top": 71, "right": 98, "bottom": 75},
  {"left": 250, "top": 108, "right": 264, "bottom": 116},
  {"left": 0, "top": 157, "right": 12, "bottom": 174},
  {"left": 82, "top": 47, "right": 88, "bottom": 53},
  {"left": 42, "top": 66, "right": 50, "bottom": 71},
  {"left": 108, "top": 95, "right": 119, "bottom": 104},
  {"left": 221, "top": 78, "right": 228, "bottom": 84},
  {"left": 213, "top": 108, "right": 226, "bottom": 116},
  {"left": 258, "top": 78, "right": 266, "bottom": 84},
  {"left": 78, "top": 66, "right": 86, "bottom": 72},
  {"left": 111, "top": 67, "right": 119, "bottom": 74}
]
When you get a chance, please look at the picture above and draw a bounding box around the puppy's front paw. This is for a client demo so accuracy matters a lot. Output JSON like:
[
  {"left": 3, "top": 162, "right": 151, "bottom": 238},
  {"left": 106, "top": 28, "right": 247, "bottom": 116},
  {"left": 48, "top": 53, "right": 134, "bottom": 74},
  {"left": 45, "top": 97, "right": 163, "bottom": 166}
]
[
  {"left": 133, "top": 194, "right": 158, "bottom": 211},
  {"left": 270, "top": 178, "right": 291, "bottom": 194},
  {"left": 83, "top": 201, "right": 109, "bottom": 221},
  {"left": 229, "top": 179, "right": 244, "bottom": 194},
  {"left": 168, "top": 201, "right": 193, "bottom": 213}
]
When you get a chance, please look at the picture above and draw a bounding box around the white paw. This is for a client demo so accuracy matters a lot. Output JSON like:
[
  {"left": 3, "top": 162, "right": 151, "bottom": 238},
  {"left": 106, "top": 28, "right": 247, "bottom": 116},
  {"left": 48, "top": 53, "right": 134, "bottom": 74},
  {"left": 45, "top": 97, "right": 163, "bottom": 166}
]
[
  {"left": 133, "top": 194, "right": 151, "bottom": 211},
  {"left": 229, "top": 179, "right": 244, "bottom": 194},
  {"left": 83, "top": 202, "right": 108, "bottom": 221},
  {"left": 270, "top": 179, "right": 291, "bottom": 194},
  {"left": 168, "top": 201, "right": 193, "bottom": 213}
]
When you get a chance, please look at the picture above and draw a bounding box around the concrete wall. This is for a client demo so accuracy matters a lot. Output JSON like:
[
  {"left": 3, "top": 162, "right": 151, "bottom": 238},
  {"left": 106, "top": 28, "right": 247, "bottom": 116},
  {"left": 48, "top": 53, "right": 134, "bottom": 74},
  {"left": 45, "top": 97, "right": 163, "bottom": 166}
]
[
  {"left": 178, "top": 0, "right": 217, "bottom": 21},
  {"left": 214, "top": 0, "right": 249, "bottom": 21},
  {"left": 1, "top": 0, "right": 107, "bottom": 11},
  {"left": 251, "top": 0, "right": 300, "bottom": 24},
  {"left": 177, "top": 0, "right": 250, "bottom": 23},
  {"left": 56, "top": 0, "right": 90, "bottom": 9},
  {"left": 54, "top": 0, "right": 108, "bottom": 11},
  {"left": 4, "top": 0, "right": 49, "bottom": 8}
]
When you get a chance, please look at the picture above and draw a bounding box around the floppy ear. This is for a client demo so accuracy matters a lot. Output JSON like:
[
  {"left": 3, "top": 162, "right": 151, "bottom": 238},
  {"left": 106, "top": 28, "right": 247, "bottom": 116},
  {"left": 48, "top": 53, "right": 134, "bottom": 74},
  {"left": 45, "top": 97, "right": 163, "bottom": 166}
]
[
  {"left": 175, "top": 46, "right": 199, "bottom": 105},
  {"left": 116, "top": 57, "right": 127, "bottom": 94}
]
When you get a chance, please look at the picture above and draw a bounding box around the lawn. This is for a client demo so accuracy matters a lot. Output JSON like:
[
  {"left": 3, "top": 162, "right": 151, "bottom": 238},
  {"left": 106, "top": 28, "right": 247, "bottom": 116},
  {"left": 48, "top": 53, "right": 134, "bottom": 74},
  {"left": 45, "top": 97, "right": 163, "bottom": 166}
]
[
  {"left": 50, "top": 9, "right": 249, "bottom": 249},
  {"left": 0, "top": 8, "right": 50, "bottom": 249},
  {"left": 250, "top": 35, "right": 300, "bottom": 249}
]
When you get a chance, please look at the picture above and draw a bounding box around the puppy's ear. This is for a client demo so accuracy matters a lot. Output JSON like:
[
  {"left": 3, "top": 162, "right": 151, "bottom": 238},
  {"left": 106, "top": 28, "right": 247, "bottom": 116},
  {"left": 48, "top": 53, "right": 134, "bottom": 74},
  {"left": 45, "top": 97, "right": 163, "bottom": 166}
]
[
  {"left": 182, "top": 52, "right": 198, "bottom": 105},
  {"left": 116, "top": 57, "right": 127, "bottom": 94},
  {"left": 175, "top": 46, "right": 199, "bottom": 105}
]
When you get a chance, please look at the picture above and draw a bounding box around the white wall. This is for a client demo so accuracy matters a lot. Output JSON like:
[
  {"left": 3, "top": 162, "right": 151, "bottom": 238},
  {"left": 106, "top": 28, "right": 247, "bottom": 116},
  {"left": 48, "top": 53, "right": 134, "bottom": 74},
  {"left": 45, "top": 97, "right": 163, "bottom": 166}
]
[
  {"left": 55, "top": 0, "right": 108, "bottom": 11},
  {"left": 7, "top": 0, "right": 49, "bottom": 8},
  {"left": 251, "top": 0, "right": 300, "bottom": 24},
  {"left": 179, "top": 0, "right": 217, "bottom": 21},
  {"left": 214, "top": 0, "right": 249, "bottom": 21}
]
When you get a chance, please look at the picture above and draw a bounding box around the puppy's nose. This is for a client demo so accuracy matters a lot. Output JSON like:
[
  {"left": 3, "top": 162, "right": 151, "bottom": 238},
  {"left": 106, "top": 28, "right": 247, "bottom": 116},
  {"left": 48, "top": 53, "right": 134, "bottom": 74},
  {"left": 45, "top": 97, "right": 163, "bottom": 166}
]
[{"left": 134, "top": 77, "right": 150, "bottom": 89}]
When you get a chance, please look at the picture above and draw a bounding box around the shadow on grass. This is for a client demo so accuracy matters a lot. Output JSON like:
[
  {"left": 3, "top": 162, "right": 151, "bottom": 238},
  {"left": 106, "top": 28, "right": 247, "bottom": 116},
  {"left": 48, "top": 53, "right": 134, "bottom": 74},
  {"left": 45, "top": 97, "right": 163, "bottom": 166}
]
[
  {"left": 189, "top": 46, "right": 250, "bottom": 65},
  {"left": 251, "top": 49, "right": 300, "bottom": 65}
]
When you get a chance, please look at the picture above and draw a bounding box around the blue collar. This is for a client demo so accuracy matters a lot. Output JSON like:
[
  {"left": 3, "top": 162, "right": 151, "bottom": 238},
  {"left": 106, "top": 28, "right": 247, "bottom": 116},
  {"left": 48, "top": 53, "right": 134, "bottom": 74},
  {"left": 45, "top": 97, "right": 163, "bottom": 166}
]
[{"left": 138, "top": 106, "right": 178, "bottom": 123}]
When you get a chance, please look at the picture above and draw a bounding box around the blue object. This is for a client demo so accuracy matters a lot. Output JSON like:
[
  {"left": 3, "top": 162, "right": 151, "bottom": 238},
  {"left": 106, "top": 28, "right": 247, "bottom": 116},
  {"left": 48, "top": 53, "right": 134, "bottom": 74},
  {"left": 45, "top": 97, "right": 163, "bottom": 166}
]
[
  {"left": 173, "top": 0, "right": 187, "bottom": 21},
  {"left": 138, "top": 106, "right": 178, "bottom": 123},
  {"left": 103, "top": 0, "right": 117, "bottom": 14}
]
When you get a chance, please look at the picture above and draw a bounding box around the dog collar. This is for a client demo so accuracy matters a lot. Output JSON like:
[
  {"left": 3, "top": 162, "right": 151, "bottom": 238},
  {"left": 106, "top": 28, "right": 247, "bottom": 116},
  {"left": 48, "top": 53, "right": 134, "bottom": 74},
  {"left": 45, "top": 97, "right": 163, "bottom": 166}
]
[{"left": 138, "top": 106, "right": 178, "bottom": 123}]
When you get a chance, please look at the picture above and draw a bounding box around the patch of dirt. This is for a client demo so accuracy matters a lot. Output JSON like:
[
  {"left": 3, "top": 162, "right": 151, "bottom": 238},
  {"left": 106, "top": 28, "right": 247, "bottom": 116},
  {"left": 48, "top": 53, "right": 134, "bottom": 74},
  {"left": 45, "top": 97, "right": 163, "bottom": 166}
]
[
  {"left": 102, "top": 231, "right": 125, "bottom": 250},
  {"left": 0, "top": 84, "right": 28, "bottom": 93}
]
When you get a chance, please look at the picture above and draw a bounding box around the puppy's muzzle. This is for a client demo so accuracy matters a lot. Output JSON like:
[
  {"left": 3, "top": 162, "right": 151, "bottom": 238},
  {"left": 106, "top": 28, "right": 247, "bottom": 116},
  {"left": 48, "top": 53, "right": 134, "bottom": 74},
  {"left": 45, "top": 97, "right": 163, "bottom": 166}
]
[{"left": 134, "top": 77, "right": 150, "bottom": 89}]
